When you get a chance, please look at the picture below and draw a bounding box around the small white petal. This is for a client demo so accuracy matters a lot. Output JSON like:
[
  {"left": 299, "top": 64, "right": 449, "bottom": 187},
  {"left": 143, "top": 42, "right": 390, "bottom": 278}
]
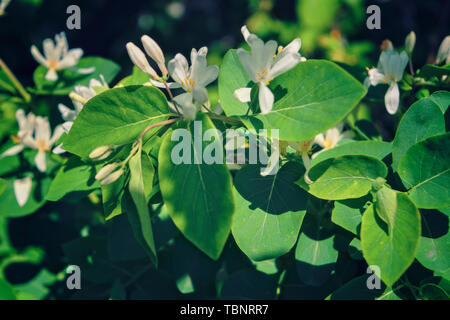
[
  {"left": 30, "top": 45, "right": 47, "bottom": 66},
  {"left": 76, "top": 67, "right": 96, "bottom": 74},
  {"left": 35, "top": 117, "right": 51, "bottom": 142},
  {"left": 14, "top": 177, "right": 32, "bottom": 207},
  {"left": 52, "top": 143, "right": 66, "bottom": 154},
  {"left": 1, "top": 144, "right": 24, "bottom": 158},
  {"left": 258, "top": 82, "right": 274, "bottom": 114},
  {"left": 269, "top": 52, "right": 301, "bottom": 79},
  {"left": 234, "top": 87, "right": 252, "bottom": 103},
  {"left": 49, "top": 125, "right": 64, "bottom": 147},
  {"left": 35, "top": 150, "right": 47, "bottom": 172},
  {"left": 58, "top": 48, "right": 83, "bottom": 69},
  {"left": 45, "top": 69, "right": 58, "bottom": 81},
  {"left": 385, "top": 82, "right": 400, "bottom": 114}
]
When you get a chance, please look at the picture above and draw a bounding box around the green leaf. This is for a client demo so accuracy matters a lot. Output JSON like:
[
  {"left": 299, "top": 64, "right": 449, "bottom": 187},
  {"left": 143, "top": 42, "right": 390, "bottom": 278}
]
[
  {"left": 0, "top": 176, "right": 51, "bottom": 218},
  {"left": 311, "top": 140, "right": 391, "bottom": 167},
  {"left": 398, "top": 133, "right": 450, "bottom": 209},
  {"left": 218, "top": 50, "right": 252, "bottom": 116},
  {"left": 302, "top": 155, "right": 387, "bottom": 200},
  {"left": 33, "top": 57, "right": 120, "bottom": 95},
  {"left": 232, "top": 162, "right": 308, "bottom": 261},
  {"left": 46, "top": 156, "right": 100, "bottom": 201},
  {"left": 158, "top": 113, "right": 234, "bottom": 260},
  {"left": 102, "top": 174, "right": 126, "bottom": 220},
  {"left": 375, "top": 186, "right": 398, "bottom": 230},
  {"left": 240, "top": 60, "right": 366, "bottom": 141},
  {"left": 126, "top": 144, "right": 157, "bottom": 266},
  {"left": 295, "top": 214, "right": 339, "bottom": 286},
  {"left": 0, "top": 278, "right": 15, "bottom": 300},
  {"left": 361, "top": 193, "right": 421, "bottom": 287},
  {"left": 116, "top": 66, "right": 151, "bottom": 87},
  {"left": 429, "top": 90, "right": 450, "bottom": 114},
  {"left": 416, "top": 210, "right": 450, "bottom": 277},
  {"left": 328, "top": 275, "right": 387, "bottom": 300},
  {"left": 63, "top": 85, "right": 172, "bottom": 158},
  {"left": 331, "top": 196, "right": 369, "bottom": 235},
  {"left": 418, "top": 64, "right": 450, "bottom": 79},
  {"left": 392, "top": 96, "right": 446, "bottom": 170}
]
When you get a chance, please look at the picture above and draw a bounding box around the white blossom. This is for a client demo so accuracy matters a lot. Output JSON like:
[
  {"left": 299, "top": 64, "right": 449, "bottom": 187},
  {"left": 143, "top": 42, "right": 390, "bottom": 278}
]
[
  {"left": 0, "top": 109, "right": 35, "bottom": 158},
  {"left": 234, "top": 25, "right": 305, "bottom": 114},
  {"left": 13, "top": 176, "right": 32, "bottom": 207},
  {"left": 312, "top": 123, "right": 354, "bottom": 158},
  {"left": 167, "top": 47, "right": 219, "bottom": 119},
  {"left": 31, "top": 32, "right": 93, "bottom": 81},
  {"left": 364, "top": 46, "right": 408, "bottom": 114}
]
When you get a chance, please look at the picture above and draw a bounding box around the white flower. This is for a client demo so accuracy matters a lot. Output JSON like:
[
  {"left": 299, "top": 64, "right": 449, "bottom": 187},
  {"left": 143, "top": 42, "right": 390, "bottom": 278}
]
[
  {"left": 312, "top": 123, "right": 354, "bottom": 158},
  {"left": 2, "top": 113, "right": 63, "bottom": 172},
  {"left": 0, "top": 0, "right": 11, "bottom": 16},
  {"left": 58, "top": 76, "right": 107, "bottom": 133},
  {"left": 1, "top": 109, "right": 35, "bottom": 158},
  {"left": 364, "top": 47, "right": 409, "bottom": 114},
  {"left": 234, "top": 25, "right": 305, "bottom": 114},
  {"left": 167, "top": 47, "right": 219, "bottom": 119},
  {"left": 287, "top": 139, "right": 314, "bottom": 184},
  {"left": 14, "top": 177, "right": 32, "bottom": 207},
  {"left": 31, "top": 32, "right": 93, "bottom": 81},
  {"left": 436, "top": 35, "right": 450, "bottom": 65}
]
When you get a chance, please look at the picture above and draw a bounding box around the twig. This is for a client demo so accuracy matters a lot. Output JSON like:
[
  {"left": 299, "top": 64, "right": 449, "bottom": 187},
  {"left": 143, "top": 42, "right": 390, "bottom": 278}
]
[
  {"left": 138, "top": 117, "right": 181, "bottom": 140},
  {"left": 0, "top": 58, "right": 31, "bottom": 103}
]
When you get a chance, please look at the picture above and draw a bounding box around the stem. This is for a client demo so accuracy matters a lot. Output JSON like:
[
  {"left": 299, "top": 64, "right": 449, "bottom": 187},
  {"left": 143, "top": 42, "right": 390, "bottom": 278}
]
[
  {"left": 162, "top": 80, "right": 182, "bottom": 115},
  {"left": 138, "top": 118, "right": 181, "bottom": 140},
  {"left": 0, "top": 58, "right": 31, "bottom": 103}
]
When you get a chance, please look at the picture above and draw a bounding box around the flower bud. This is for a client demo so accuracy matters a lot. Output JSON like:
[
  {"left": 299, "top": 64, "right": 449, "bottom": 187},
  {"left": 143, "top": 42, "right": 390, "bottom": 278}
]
[
  {"left": 95, "top": 162, "right": 118, "bottom": 181},
  {"left": 436, "top": 35, "right": 450, "bottom": 64},
  {"left": 126, "top": 42, "right": 159, "bottom": 79},
  {"left": 405, "top": 31, "right": 416, "bottom": 55},
  {"left": 141, "top": 35, "right": 167, "bottom": 75},
  {"left": 89, "top": 145, "right": 112, "bottom": 160},
  {"left": 241, "top": 25, "right": 251, "bottom": 42},
  {"left": 100, "top": 168, "right": 124, "bottom": 186},
  {"left": 380, "top": 39, "right": 393, "bottom": 51}
]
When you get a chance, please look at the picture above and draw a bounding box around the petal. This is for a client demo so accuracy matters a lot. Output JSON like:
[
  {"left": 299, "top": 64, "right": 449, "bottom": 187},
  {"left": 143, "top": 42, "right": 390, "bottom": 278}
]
[
  {"left": 269, "top": 52, "right": 301, "bottom": 79},
  {"left": 234, "top": 87, "right": 252, "bottom": 103},
  {"left": 236, "top": 48, "right": 258, "bottom": 82},
  {"left": 62, "top": 121, "right": 73, "bottom": 133},
  {"left": 75, "top": 67, "right": 96, "bottom": 74},
  {"left": 168, "top": 54, "right": 188, "bottom": 84},
  {"left": 0, "top": 144, "right": 24, "bottom": 158},
  {"left": 35, "top": 117, "right": 51, "bottom": 142},
  {"left": 42, "top": 38, "right": 55, "bottom": 60},
  {"left": 313, "top": 133, "right": 325, "bottom": 147},
  {"left": 35, "top": 150, "right": 47, "bottom": 172},
  {"left": 58, "top": 48, "right": 83, "bottom": 69},
  {"left": 241, "top": 25, "right": 251, "bottom": 42},
  {"left": 173, "top": 92, "right": 197, "bottom": 120},
  {"left": 395, "top": 51, "right": 409, "bottom": 80},
  {"left": 45, "top": 69, "right": 58, "bottom": 81},
  {"left": 49, "top": 125, "right": 64, "bottom": 147},
  {"left": 14, "top": 177, "right": 32, "bottom": 207},
  {"left": 30, "top": 45, "right": 47, "bottom": 66},
  {"left": 149, "top": 79, "right": 181, "bottom": 89},
  {"left": 274, "top": 38, "right": 301, "bottom": 64},
  {"left": 258, "top": 82, "right": 274, "bottom": 114},
  {"left": 385, "top": 83, "right": 400, "bottom": 114},
  {"left": 192, "top": 86, "right": 209, "bottom": 105},
  {"left": 52, "top": 143, "right": 66, "bottom": 154},
  {"left": 58, "top": 103, "right": 77, "bottom": 122}
]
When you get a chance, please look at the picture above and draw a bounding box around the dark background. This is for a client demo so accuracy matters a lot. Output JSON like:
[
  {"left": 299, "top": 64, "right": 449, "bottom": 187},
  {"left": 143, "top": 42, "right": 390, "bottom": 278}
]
[{"left": 0, "top": 0, "right": 449, "bottom": 87}]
